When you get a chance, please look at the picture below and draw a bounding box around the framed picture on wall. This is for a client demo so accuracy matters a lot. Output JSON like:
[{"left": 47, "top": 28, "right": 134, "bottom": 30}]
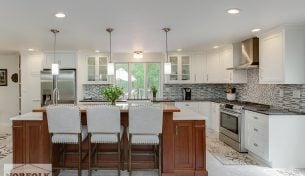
[{"left": 0, "top": 69, "right": 8, "bottom": 86}]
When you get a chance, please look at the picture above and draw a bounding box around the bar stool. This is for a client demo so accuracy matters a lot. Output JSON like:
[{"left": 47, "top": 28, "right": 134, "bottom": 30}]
[
  {"left": 128, "top": 105, "right": 163, "bottom": 176},
  {"left": 87, "top": 105, "right": 123, "bottom": 176},
  {"left": 46, "top": 105, "right": 88, "bottom": 176}
]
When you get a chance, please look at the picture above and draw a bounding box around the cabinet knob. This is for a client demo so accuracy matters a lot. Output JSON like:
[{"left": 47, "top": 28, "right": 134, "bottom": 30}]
[
  {"left": 253, "top": 116, "right": 258, "bottom": 120},
  {"left": 253, "top": 128, "right": 258, "bottom": 132},
  {"left": 253, "top": 143, "right": 258, "bottom": 147}
]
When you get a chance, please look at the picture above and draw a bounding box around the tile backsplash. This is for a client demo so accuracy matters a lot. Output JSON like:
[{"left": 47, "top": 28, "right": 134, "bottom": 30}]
[
  {"left": 163, "top": 69, "right": 305, "bottom": 112},
  {"left": 82, "top": 84, "right": 111, "bottom": 99}
]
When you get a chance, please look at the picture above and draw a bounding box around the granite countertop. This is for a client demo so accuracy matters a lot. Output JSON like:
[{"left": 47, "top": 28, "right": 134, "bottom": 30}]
[{"left": 244, "top": 106, "right": 305, "bottom": 115}]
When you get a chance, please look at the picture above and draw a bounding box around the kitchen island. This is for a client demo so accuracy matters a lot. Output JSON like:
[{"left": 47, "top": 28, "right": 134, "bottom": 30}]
[{"left": 12, "top": 103, "right": 207, "bottom": 176}]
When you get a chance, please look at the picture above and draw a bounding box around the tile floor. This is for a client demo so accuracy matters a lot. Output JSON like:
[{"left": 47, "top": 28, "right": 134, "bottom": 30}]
[{"left": 1, "top": 125, "right": 304, "bottom": 176}]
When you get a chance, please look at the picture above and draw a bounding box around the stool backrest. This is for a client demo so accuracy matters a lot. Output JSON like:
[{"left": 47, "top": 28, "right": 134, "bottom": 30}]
[
  {"left": 46, "top": 105, "right": 81, "bottom": 134},
  {"left": 129, "top": 105, "right": 163, "bottom": 134},
  {"left": 87, "top": 105, "right": 121, "bottom": 133}
]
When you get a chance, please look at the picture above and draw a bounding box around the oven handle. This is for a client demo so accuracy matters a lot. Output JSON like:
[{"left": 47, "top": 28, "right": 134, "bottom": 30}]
[{"left": 220, "top": 109, "right": 241, "bottom": 117}]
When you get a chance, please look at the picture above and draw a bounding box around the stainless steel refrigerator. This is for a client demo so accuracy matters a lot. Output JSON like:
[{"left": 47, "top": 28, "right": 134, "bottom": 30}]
[{"left": 40, "top": 69, "right": 76, "bottom": 106}]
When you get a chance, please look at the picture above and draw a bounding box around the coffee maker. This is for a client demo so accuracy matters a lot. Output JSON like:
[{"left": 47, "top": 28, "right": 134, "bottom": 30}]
[{"left": 183, "top": 88, "right": 192, "bottom": 100}]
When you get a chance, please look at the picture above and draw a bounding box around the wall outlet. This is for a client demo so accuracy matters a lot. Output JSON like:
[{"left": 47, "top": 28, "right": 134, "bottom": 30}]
[
  {"left": 293, "top": 89, "right": 301, "bottom": 99},
  {"left": 279, "top": 89, "right": 284, "bottom": 97}
]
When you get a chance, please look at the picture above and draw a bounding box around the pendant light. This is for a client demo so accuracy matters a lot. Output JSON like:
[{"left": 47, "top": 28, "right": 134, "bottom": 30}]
[
  {"left": 163, "top": 28, "right": 171, "bottom": 75},
  {"left": 106, "top": 28, "right": 115, "bottom": 75},
  {"left": 51, "top": 29, "right": 60, "bottom": 75}
]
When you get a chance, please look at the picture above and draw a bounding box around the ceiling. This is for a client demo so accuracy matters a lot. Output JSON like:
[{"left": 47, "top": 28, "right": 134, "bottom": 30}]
[{"left": 1, "top": 0, "right": 305, "bottom": 53}]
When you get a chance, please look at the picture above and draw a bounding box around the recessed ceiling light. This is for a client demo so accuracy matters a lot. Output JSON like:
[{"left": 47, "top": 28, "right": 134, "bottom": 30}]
[
  {"left": 213, "top": 46, "right": 219, "bottom": 49},
  {"left": 227, "top": 8, "right": 241, "bottom": 14},
  {"left": 95, "top": 50, "right": 100, "bottom": 53},
  {"left": 28, "top": 48, "right": 34, "bottom": 51},
  {"left": 251, "top": 28, "right": 261, "bottom": 33},
  {"left": 177, "top": 49, "right": 182, "bottom": 52},
  {"left": 55, "top": 12, "right": 66, "bottom": 18}
]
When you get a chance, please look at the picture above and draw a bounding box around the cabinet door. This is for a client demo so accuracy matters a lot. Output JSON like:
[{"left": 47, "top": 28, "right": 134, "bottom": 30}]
[
  {"left": 211, "top": 103, "right": 220, "bottom": 132},
  {"left": 86, "top": 56, "right": 108, "bottom": 83},
  {"left": 58, "top": 53, "right": 76, "bottom": 68},
  {"left": 191, "top": 55, "right": 205, "bottom": 83},
  {"left": 169, "top": 56, "right": 179, "bottom": 81},
  {"left": 259, "top": 32, "right": 284, "bottom": 83},
  {"left": 174, "top": 121, "right": 194, "bottom": 169},
  {"left": 13, "top": 121, "right": 26, "bottom": 163},
  {"left": 198, "top": 102, "right": 211, "bottom": 127},
  {"left": 87, "top": 56, "right": 96, "bottom": 81},
  {"left": 220, "top": 48, "right": 233, "bottom": 83},
  {"left": 206, "top": 52, "right": 221, "bottom": 83},
  {"left": 181, "top": 56, "right": 191, "bottom": 81}
]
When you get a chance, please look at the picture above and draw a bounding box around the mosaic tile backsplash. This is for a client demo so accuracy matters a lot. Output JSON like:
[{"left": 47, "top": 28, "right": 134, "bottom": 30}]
[
  {"left": 82, "top": 84, "right": 111, "bottom": 100},
  {"left": 163, "top": 69, "right": 305, "bottom": 112}
]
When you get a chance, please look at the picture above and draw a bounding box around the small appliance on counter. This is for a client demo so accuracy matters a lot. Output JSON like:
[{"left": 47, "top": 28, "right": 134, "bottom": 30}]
[{"left": 182, "top": 88, "right": 191, "bottom": 100}]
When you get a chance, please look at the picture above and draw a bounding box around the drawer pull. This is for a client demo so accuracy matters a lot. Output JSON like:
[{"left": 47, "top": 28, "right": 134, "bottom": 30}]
[
  {"left": 253, "top": 143, "right": 258, "bottom": 147},
  {"left": 253, "top": 116, "right": 259, "bottom": 120},
  {"left": 253, "top": 128, "right": 258, "bottom": 132},
  {"left": 185, "top": 104, "right": 190, "bottom": 106},
  {"left": 176, "top": 125, "right": 178, "bottom": 136}
]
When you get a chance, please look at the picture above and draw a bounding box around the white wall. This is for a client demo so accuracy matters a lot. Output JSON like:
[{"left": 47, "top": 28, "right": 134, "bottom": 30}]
[
  {"left": 0, "top": 53, "right": 19, "bottom": 125},
  {"left": 20, "top": 52, "right": 43, "bottom": 113}
]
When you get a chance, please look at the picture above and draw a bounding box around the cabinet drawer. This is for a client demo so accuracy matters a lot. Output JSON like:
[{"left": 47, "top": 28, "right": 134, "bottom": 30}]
[
  {"left": 245, "top": 111, "right": 268, "bottom": 126},
  {"left": 247, "top": 133, "right": 268, "bottom": 160},
  {"left": 247, "top": 120, "right": 267, "bottom": 138}
]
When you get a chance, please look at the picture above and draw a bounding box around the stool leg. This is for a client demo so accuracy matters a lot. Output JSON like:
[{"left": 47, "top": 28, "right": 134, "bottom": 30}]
[
  {"left": 88, "top": 134, "right": 91, "bottom": 176},
  {"left": 129, "top": 134, "right": 132, "bottom": 176},
  {"left": 117, "top": 133, "right": 121, "bottom": 176},
  {"left": 78, "top": 134, "right": 82, "bottom": 176},
  {"left": 49, "top": 134, "right": 53, "bottom": 174},
  {"left": 158, "top": 134, "right": 162, "bottom": 176}
]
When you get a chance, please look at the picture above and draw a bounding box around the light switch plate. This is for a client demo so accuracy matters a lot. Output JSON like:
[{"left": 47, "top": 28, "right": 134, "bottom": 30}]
[
  {"left": 293, "top": 89, "right": 301, "bottom": 98},
  {"left": 279, "top": 89, "right": 284, "bottom": 97}
]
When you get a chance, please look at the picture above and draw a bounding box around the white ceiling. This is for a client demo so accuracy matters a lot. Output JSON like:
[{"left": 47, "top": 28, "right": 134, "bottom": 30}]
[{"left": 1, "top": 0, "right": 305, "bottom": 53}]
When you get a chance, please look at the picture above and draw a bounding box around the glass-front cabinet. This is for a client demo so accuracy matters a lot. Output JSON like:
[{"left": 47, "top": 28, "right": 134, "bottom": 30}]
[
  {"left": 87, "top": 56, "right": 110, "bottom": 83},
  {"left": 166, "top": 55, "right": 191, "bottom": 83}
]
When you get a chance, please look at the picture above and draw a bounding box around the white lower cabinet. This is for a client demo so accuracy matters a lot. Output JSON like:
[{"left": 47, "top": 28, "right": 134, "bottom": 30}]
[
  {"left": 210, "top": 102, "right": 220, "bottom": 132},
  {"left": 245, "top": 110, "right": 305, "bottom": 168}
]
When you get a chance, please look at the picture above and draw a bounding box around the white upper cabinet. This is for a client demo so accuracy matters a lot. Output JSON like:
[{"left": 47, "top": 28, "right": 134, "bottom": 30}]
[
  {"left": 86, "top": 55, "right": 112, "bottom": 84},
  {"left": 191, "top": 54, "right": 205, "bottom": 83},
  {"left": 165, "top": 55, "right": 192, "bottom": 83},
  {"left": 43, "top": 51, "right": 76, "bottom": 69},
  {"left": 219, "top": 45, "right": 247, "bottom": 84},
  {"left": 259, "top": 25, "right": 305, "bottom": 84},
  {"left": 206, "top": 51, "right": 221, "bottom": 83}
]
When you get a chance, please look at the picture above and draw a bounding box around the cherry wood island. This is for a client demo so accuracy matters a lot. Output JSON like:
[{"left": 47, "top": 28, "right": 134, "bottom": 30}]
[{"left": 12, "top": 103, "right": 208, "bottom": 176}]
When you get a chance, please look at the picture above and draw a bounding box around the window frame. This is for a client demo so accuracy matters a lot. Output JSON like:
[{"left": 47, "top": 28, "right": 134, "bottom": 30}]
[{"left": 115, "top": 62, "right": 162, "bottom": 99}]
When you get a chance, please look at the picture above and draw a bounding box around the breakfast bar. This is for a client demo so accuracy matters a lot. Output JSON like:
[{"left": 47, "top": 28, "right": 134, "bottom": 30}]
[{"left": 12, "top": 103, "right": 208, "bottom": 176}]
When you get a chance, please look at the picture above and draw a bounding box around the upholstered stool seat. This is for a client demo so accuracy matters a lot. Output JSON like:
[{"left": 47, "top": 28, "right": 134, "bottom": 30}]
[
  {"left": 52, "top": 126, "right": 88, "bottom": 144},
  {"left": 91, "top": 126, "right": 124, "bottom": 144}
]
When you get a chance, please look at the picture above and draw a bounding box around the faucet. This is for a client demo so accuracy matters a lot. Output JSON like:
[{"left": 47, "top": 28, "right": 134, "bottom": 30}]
[{"left": 52, "top": 87, "right": 59, "bottom": 105}]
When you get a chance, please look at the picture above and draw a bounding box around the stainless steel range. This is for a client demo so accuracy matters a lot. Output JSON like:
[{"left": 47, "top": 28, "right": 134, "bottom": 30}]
[
  {"left": 219, "top": 101, "right": 270, "bottom": 153},
  {"left": 219, "top": 103, "right": 247, "bottom": 152}
]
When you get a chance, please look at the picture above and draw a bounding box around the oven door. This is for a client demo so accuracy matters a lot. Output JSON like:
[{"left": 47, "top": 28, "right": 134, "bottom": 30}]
[{"left": 219, "top": 109, "right": 241, "bottom": 142}]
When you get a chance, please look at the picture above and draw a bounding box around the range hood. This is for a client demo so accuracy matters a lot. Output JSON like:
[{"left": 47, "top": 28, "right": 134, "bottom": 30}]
[{"left": 227, "top": 37, "right": 259, "bottom": 70}]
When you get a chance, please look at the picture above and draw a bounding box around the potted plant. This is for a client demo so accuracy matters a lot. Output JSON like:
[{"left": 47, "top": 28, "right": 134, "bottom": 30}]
[
  {"left": 150, "top": 85, "right": 158, "bottom": 100},
  {"left": 101, "top": 86, "right": 124, "bottom": 105}
]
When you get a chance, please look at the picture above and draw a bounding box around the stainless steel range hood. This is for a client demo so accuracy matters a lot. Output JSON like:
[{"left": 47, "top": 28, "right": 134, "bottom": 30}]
[{"left": 227, "top": 37, "right": 259, "bottom": 70}]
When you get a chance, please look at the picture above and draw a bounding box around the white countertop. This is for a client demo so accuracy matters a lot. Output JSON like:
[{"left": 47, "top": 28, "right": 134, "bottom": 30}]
[
  {"left": 10, "top": 112, "right": 43, "bottom": 121},
  {"left": 174, "top": 109, "right": 207, "bottom": 121}
]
